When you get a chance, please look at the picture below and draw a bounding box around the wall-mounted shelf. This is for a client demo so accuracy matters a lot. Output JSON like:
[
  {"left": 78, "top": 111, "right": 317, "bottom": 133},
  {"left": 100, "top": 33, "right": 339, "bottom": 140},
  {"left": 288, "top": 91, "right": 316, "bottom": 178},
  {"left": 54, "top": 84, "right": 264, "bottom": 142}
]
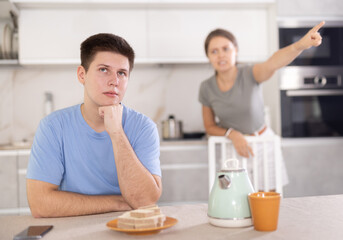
[
  {"left": 0, "top": 59, "right": 19, "bottom": 66},
  {"left": 12, "top": 0, "right": 275, "bottom": 9},
  {"left": 18, "top": 58, "right": 208, "bottom": 65},
  {"left": 17, "top": 55, "right": 266, "bottom": 66},
  {"left": 18, "top": 58, "right": 208, "bottom": 66}
]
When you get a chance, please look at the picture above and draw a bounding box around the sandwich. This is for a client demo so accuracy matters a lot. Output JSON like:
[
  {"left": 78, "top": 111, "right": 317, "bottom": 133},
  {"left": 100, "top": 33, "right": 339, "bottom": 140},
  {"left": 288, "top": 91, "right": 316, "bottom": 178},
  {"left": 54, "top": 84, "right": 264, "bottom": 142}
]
[{"left": 117, "top": 205, "right": 166, "bottom": 229}]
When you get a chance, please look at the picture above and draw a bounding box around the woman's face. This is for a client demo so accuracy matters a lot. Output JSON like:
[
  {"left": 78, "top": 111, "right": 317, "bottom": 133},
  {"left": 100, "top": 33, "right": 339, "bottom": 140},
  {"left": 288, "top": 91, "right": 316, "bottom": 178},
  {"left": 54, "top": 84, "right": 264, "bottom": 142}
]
[{"left": 207, "top": 36, "right": 237, "bottom": 73}]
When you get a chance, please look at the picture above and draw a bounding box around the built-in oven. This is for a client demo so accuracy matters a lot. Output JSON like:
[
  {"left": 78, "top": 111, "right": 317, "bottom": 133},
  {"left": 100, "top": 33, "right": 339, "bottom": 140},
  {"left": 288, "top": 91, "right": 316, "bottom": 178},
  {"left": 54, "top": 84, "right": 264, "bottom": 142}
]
[
  {"left": 279, "top": 20, "right": 343, "bottom": 137},
  {"left": 280, "top": 67, "right": 343, "bottom": 137}
]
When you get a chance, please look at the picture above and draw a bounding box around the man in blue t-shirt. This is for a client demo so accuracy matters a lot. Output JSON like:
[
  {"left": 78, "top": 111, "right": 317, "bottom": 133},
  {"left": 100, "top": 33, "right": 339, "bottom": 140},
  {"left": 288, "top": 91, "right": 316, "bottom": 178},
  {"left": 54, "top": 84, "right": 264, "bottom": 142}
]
[{"left": 26, "top": 33, "right": 162, "bottom": 218}]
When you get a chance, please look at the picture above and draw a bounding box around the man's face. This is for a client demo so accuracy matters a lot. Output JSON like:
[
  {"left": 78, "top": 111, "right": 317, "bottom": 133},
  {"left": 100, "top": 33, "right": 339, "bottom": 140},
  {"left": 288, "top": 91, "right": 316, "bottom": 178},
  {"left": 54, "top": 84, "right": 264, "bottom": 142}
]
[{"left": 78, "top": 51, "right": 130, "bottom": 107}]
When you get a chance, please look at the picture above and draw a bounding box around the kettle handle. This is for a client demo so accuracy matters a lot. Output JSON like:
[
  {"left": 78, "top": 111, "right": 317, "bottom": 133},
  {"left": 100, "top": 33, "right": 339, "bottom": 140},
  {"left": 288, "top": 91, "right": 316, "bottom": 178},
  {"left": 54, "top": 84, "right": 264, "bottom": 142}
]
[{"left": 223, "top": 158, "right": 239, "bottom": 170}]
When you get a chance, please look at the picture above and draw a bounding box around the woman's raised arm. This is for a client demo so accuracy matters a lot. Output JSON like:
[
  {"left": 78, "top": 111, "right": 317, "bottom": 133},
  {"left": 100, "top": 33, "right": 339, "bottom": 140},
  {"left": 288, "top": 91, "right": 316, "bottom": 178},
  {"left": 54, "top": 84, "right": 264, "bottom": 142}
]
[{"left": 253, "top": 21, "right": 325, "bottom": 83}]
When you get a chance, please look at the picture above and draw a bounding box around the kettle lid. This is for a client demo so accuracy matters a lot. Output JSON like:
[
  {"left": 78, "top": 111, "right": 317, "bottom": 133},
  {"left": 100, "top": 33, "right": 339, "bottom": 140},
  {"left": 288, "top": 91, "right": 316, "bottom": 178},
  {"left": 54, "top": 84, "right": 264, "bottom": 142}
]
[{"left": 221, "top": 159, "right": 244, "bottom": 172}]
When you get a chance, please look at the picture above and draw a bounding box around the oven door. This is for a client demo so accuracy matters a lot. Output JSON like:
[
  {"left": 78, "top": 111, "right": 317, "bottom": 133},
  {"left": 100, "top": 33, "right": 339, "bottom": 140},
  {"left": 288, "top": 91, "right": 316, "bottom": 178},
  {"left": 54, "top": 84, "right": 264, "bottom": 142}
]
[
  {"left": 281, "top": 89, "right": 343, "bottom": 137},
  {"left": 279, "top": 26, "right": 343, "bottom": 66}
]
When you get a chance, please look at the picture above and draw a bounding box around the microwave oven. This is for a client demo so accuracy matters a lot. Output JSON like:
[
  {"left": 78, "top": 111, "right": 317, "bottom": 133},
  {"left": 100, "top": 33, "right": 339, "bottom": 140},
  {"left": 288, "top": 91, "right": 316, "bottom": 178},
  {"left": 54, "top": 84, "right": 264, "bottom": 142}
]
[{"left": 278, "top": 20, "right": 343, "bottom": 67}]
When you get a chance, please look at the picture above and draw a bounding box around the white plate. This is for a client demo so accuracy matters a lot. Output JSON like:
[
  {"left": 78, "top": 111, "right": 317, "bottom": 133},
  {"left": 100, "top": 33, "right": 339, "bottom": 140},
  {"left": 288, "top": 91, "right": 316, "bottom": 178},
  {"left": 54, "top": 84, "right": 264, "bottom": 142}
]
[
  {"left": 2, "top": 23, "right": 13, "bottom": 59},
  {"left": 11, "top": 31, "right": 18, "bottom": 59},
  {"left": 0, "top": 22, "right": 7, "bottom": 59}
]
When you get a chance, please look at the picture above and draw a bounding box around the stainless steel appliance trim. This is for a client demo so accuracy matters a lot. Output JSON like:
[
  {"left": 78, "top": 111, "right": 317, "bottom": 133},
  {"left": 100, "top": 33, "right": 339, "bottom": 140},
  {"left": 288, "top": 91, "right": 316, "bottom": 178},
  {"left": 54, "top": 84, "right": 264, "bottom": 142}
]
[
  {"left": 277, "top": 19, "right": 343, "bottom": 28},
  {"left": 286, "top": 89, "right": 343, "bottom": 97}
]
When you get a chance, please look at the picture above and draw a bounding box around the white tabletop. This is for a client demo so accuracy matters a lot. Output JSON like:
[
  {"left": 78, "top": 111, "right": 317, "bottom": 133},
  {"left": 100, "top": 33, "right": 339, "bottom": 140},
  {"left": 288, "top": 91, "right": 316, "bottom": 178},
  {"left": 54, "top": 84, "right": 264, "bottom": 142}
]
[{"left": 1, "top": 194, "right": 343, "bottom": 240}]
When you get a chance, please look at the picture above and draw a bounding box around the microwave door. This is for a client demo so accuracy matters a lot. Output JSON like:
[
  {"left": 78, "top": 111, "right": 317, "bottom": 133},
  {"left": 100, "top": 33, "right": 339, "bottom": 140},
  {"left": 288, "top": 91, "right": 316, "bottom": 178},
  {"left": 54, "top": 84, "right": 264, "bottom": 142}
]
[{"left": 279, "top": 26, "right": 342, "bottom": 66}]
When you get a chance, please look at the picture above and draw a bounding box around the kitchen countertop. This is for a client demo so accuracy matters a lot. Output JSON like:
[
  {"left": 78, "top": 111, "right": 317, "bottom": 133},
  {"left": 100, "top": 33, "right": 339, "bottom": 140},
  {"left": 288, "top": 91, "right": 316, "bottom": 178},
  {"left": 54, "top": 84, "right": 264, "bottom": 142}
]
[
  {"left": 1, "top": 194, "right": 343, "bottom": 240},
  {"left": 160, "top": 139, "right": 207, "bottom": 145},
  {"left": 281, "top": 137, "right": 343, "bottom": 147},
  {"left": 0, "top": 140, "right": 208, "bottom": 154},
  {"left": 2, "top": 137, "right": 342, "bottom": 151},
  {"left": 0, "top": 142, "right": 32, "bottom": 151}
]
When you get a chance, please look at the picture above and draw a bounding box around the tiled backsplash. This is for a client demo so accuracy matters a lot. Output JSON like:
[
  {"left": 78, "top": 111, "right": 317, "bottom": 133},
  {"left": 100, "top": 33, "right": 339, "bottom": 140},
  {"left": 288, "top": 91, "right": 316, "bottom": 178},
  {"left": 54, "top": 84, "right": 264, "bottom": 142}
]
[
  {"left": 0, "top": 64, "right": 214, "bottom": 144},
  {"left": 0, "top": 69, "right": 13, "bottom": 144}
]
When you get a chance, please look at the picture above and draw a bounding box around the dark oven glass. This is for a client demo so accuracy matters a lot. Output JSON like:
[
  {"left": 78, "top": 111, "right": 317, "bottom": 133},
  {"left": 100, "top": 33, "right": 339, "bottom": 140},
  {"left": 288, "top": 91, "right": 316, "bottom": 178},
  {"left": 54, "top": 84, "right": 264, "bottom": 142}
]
[
  {"left": 281, "top": 90, "right": 343, "bottom": 137},
  {"left": 279, "top": 27, "right": 343, "bottom": 66}
]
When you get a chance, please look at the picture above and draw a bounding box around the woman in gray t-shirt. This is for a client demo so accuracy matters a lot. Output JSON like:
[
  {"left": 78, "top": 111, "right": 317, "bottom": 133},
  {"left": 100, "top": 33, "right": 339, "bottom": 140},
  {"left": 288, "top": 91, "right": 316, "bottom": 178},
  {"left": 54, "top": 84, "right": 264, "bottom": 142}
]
[
  {"left": 199, "top": 23, "right": 324, "bottom": 190},
  {"left": 199, "top": 22, "right": 324, "bottom": 157}
]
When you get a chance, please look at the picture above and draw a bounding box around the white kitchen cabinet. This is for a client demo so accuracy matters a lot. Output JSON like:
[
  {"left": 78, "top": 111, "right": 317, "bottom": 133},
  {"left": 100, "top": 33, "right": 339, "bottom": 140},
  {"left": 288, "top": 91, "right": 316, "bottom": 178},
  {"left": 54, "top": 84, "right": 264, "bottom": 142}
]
[
  {"left": 18, "top": 154, "right": 29, "bottom": 208},
  {"left": 19, "top": 9, "right": 148, "bottom": 64},
  {"left": 0, "top": 149, "right": 30, "bottom": 215},
  {"left": 159, "top": 141, "right": 209, "bottom": 204},
  {"left": 282, "top": 138, "right": 343, "bottom": 198},
  {"left": 148, "top": 8, "right": 269, "bottom": 62},
  {"left": 16, "top": 0, "right": 276, "bottom": 65},
  {"left": 0, "top": 154, "right": 18, "bottom": 210}
]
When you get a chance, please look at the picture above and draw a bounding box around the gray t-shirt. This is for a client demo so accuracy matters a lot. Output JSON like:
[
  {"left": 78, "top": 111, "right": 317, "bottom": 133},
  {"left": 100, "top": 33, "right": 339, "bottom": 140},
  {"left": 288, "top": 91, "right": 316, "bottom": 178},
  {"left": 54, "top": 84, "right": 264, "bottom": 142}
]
[{"left": 198, "top": 64, "right": 265, "bottom": 134}]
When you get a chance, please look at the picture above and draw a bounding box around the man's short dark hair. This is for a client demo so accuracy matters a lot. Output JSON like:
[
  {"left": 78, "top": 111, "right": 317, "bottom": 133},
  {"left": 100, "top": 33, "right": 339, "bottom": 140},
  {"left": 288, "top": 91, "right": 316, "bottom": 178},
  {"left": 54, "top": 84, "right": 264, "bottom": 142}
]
[{"left": 80, "top": 33, "right": 135, "bottom": 72}]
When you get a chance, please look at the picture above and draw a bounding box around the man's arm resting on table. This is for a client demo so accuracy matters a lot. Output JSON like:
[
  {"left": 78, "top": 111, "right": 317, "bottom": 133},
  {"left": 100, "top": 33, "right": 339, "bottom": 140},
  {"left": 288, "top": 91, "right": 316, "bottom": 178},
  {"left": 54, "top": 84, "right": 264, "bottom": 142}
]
[
  {"left": 99, "top": 105, "right": 162, "bottom": 209},
  {"left": 111, "top": 130, "right": 162, "bottom": 209},
  {"left": 26, "top": 179, "right": 132, "bottom": 218}
]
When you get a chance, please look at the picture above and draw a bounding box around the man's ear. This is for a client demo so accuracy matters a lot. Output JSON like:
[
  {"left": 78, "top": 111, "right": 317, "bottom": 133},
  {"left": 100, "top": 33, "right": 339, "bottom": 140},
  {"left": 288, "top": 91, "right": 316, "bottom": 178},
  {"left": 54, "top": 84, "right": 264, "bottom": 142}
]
[{"left": 77, "top": 65, "right": 86, "bottom": 85}]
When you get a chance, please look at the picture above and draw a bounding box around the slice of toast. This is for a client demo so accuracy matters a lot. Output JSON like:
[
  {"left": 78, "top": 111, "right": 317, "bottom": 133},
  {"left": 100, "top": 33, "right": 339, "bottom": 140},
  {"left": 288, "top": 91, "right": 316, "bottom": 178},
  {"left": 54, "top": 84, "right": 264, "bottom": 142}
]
[
  {"left": 138, "top": 204, "right": 158, "bottom": 209},
  {"left": 118, "top": 216, "right": 165, "bottom": 229},
  {"left": 117, "top": 205, "right": 166, "bottom": 229},
  {"left": 119, "top": 213, "right": 165, "bottom": 224},
  {"left": 117, "top": 221, "right": 135, "bottom": 229},
  {"left": 134, "top": 222, "right": 159, "bottom": 229},
  {"left": 130, "top": 209, "right": 155, "bottom": 218},
  {"left": 138, "top": 204, "right": 161, "bottom": 214},
  {"left": 117, "top": 212, "right": 136, "bottom": 224}
]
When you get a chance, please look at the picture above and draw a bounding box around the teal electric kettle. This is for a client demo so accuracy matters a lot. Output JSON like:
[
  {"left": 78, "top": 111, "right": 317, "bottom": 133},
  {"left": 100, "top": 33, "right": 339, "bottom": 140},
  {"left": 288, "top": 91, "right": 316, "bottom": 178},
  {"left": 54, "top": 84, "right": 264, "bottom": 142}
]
[{"left": 208, "top": 159, "right": 255, "bottom": 227}]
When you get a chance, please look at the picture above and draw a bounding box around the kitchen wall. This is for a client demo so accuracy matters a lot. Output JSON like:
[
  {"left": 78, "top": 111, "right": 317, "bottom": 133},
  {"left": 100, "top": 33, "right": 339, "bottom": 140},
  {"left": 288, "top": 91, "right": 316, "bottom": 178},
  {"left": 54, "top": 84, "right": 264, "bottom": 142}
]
[
  {"left": 0, "top": 70, "right": 13, "bottom": 144},
  {"left": 0, "top": 63, "right": 214, "bottom": 144},
  {"left": 1, "top": 0, "right": 342, "bottom": 145},
  {"left": 0, "top": 0, "right": 279, "bottom": 146}
]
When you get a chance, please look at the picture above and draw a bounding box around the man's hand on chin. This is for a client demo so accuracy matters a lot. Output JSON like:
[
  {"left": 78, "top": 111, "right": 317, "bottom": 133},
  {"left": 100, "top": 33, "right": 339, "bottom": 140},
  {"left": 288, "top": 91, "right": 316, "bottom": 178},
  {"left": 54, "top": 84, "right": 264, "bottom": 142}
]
[{"left": 98, "top": 104, "right": 123, "bottom": 135}]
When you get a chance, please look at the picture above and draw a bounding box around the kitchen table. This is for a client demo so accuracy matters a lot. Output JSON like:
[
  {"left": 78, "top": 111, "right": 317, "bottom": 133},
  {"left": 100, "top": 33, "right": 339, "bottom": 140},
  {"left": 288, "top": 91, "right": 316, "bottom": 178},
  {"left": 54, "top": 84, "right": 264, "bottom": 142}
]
[{"left": 1, "top": 194, "right": 343, "bottom": 240}]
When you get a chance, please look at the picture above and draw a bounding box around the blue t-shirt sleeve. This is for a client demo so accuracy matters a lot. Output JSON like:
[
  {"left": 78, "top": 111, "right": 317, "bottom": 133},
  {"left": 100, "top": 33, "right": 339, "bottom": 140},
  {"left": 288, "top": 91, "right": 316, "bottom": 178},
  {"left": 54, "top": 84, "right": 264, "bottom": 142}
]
[
  {"left": 132, "top": 120, "right": 161, "bottom": 177},
  {"left": 26, "top": 117, "right": 65, "bottom": 186}
]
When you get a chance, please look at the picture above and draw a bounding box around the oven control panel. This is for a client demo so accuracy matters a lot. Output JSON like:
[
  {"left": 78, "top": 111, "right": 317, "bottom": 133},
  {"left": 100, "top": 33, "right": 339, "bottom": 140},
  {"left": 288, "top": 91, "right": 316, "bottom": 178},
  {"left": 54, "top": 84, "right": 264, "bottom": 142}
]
[{"left": 280, "top": 66, "right": 343, "bottom": 90}]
